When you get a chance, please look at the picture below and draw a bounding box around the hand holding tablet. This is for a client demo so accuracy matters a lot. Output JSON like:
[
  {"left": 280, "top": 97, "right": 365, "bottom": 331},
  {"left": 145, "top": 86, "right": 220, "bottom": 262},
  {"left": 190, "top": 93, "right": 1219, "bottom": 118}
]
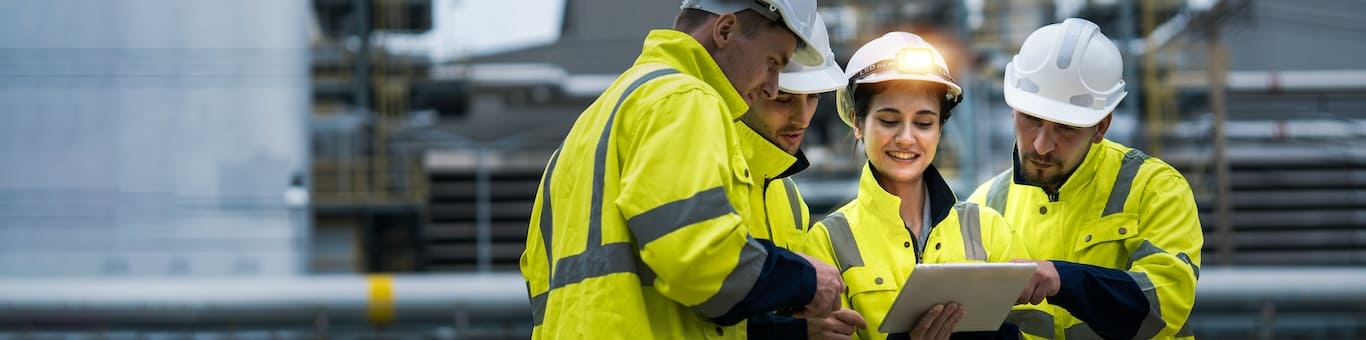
[{"left": 878, "top": 262, "right": 1039, "bottom": 334}]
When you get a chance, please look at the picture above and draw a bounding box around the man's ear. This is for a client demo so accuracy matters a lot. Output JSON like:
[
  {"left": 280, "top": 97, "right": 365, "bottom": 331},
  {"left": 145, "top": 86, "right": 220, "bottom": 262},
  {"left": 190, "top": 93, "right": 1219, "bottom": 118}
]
[
  {"left": 711, "top": 13, "right": 737, "bottom": 49},
  {"left": 1092, "top": 114, "right": 1113, "bottom": 143}
]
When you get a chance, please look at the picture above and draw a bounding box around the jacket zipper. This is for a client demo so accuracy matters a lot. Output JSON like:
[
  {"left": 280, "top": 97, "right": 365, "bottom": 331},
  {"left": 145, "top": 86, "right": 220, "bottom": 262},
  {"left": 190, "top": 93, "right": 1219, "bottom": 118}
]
[{"left": 906, "top": 228, "right": 923, "bottom": 263}]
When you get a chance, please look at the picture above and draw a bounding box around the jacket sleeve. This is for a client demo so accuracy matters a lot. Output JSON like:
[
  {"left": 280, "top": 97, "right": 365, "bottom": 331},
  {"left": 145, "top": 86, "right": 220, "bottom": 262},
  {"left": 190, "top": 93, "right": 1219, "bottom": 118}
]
[
  {"left": 748, "top": 312, "right": 809, "bottom": 339},
  {"left": 614, "top": 91, "right": 815, "bottom": 325},
  {"left": 1049, "top": 168, "right": 1202, "bottom": 338}
]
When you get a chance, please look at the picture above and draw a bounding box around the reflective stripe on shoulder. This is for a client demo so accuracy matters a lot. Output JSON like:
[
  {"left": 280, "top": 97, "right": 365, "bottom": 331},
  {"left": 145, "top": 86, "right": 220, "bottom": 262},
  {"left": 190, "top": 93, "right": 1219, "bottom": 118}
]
[
  {"left": 782, "top": 178, "right": 805, "bottom": 231},
  {"left": 985, "top": 169, "right": 1012, "bottom": 214},
  {"left": 1103, "top": 149, "right": 1150, "bottom": 216},
  {"left": 954, "top": 202, "right": 987, "bottom": 261},
  {"left": 587, "top": 68, "right": 681, "bottom": 246},
  {"left": 820, "top": 212, "right": 863, "bottom": 273}
]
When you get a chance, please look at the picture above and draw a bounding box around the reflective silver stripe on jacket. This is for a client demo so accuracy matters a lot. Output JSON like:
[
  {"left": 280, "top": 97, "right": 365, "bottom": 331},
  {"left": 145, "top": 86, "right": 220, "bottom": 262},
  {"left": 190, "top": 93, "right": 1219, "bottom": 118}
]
[
  {"left": 1129, "top": 271, "right": 1167, "bottom": 339},
  {"left": 1006, "top": 309, "right": 1055, "bottom": 339},
  {"left": 954, "top": 202, "right": 987, "bottom": 261},
  {"left": 1102, "top": 149, "right": 1149, "bottom": 216},
  {"left": 819, "top": 212, "right": 863, "bottom": 273},
  {"left": 985, "top": 169, "right": 1012, "bottom": 214},
  {"left": 533, "top": 68, "right": 679, "bottom": 326},
  {"left": 628, "top": 186, "right": 734, "bottom": 249},
  {"left": 782, "top": 178, "right": 805, "bottom": 231}
]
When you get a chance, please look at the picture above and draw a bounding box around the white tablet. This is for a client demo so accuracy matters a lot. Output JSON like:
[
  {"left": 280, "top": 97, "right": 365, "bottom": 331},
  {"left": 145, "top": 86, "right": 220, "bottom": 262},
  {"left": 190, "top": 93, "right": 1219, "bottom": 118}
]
[{"left": 877, "top": 262, "right": 1038, "bottom": 334}]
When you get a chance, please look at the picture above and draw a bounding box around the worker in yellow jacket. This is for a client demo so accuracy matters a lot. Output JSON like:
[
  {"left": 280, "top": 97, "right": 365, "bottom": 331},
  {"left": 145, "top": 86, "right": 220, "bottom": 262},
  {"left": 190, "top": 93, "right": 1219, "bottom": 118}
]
[
  {"left": 520, "top": 0, "right": 845, "bottom": 338},
  {"left": 731, "top": 14, "right": 855, "bottom": 339},
  {"left": 966, "top": 18, "right": 1202, "bottom": 339},
  {"left": 803, "top": 32, "right": 1027, "bottom": 340}
]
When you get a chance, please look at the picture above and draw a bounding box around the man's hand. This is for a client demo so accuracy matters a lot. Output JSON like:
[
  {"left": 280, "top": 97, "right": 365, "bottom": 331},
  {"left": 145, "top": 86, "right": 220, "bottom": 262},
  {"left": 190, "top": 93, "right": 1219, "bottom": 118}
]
[
  {"left": 807, "top": 308, "right": 867, "bottom": 340},
  {"left": 909, "top": 303, "right": 964, "bottom": 340},
  {"left": 792, "top": 253, "right": 843, "bottom": 319},
  {"left": 1015, "top": 259, "right": 1060, "bottom": 305}
]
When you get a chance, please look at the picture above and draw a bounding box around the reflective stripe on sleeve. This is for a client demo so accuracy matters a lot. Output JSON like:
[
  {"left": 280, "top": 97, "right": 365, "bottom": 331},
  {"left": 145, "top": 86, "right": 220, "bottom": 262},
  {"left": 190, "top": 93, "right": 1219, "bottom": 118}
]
[
  {"left": 627, "top": 186, "right": 734, "bottom": 249},
  {"left": 1128, "top": 271, "right": 1168, "bottom": 339},
  {"left": 692, "top": 235, "right": 770, "bottom": 318},
  {"left": 1006, "top": 309, "right": 1056, "bottom": 339}
]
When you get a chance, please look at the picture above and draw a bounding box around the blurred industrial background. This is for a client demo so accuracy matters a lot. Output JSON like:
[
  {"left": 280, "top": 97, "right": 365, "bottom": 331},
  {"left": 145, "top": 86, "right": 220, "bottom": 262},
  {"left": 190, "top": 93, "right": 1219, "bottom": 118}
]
[{"left": 0, "top": 0, "right": 1362, "bottom": 338}]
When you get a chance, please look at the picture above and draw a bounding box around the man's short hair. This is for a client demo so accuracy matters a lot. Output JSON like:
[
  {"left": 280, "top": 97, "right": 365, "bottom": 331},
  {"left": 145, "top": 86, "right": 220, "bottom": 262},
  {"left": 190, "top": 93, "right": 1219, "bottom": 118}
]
[{"left": 674, "top": 8, "right": 781, "bottom": 38}]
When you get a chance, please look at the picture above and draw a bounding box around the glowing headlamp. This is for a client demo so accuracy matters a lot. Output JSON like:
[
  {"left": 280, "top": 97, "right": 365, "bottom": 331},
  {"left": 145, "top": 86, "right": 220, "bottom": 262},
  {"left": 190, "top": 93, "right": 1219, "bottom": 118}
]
[
  {"left": 896, "top": 48, "right": 935, "bottom": 74},
  {"left": 849, "top": 47, "right": 954, "bottom": 84}
]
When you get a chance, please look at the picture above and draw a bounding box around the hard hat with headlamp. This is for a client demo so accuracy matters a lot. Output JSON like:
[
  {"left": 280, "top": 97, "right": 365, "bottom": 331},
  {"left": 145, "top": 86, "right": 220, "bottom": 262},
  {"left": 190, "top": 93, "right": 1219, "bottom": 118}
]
[
  {"left": 1004, "top": 18, "right": 1126, "bottom": 128},
  {"left": 777, "top": 14, "right": 843, "bottom": 94},
  {"left": 835, "top": 32, "right": 962, "bottom": 128},
  {"left": 680, "top": 0, "right": 826, "bottom": 67}
]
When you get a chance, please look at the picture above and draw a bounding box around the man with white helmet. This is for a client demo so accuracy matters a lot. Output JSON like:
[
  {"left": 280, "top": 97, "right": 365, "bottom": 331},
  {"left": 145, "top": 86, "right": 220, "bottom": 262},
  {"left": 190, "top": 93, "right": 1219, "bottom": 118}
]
[
  {"left": 728, "top": 14, "right": 868, "bottom": 339},
  {"left": 967, "top": 18, "right": 1202, "bottom": 339},
  {"left": 521, "top": 0, "right": 846, "bottom": 338}
]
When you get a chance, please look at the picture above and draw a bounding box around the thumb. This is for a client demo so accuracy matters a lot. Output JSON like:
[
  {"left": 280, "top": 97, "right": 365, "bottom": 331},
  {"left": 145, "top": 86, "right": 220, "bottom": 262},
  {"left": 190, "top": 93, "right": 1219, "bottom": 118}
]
[{"left": 834, "top": 309, "right": 868, "bottom": 329}]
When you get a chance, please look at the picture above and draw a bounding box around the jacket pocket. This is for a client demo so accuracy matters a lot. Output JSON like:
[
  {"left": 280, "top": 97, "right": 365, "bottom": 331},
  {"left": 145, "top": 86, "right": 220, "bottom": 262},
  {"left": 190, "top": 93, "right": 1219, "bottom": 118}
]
[
  {"left": 1071, "top": 213, "right": 1140, "bottom": 268},
  {"left": 843, "top": 266, "right": 897, "bottom": 312}
]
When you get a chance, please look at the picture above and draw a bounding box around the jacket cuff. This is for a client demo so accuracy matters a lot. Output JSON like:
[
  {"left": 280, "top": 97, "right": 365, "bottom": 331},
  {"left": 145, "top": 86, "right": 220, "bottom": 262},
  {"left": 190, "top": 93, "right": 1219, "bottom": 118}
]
[{"left": 708, "top": 239, "right": 816, "bottom": 325}]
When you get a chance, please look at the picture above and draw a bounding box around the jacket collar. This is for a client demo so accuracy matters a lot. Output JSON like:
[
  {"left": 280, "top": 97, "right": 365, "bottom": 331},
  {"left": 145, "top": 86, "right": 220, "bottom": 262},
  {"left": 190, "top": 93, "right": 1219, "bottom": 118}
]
[
  {"left": 857, "top": 162, "right": 957, "bottom": 227},
  {"left": 633, "top": 29, "right": 749, "bottom": 120},
  {"left": 1012, "top": 140, "right": 1107, "bottom": 199},
  {"left": 737, "top": 123, "right": 807, "bottom": 182}
]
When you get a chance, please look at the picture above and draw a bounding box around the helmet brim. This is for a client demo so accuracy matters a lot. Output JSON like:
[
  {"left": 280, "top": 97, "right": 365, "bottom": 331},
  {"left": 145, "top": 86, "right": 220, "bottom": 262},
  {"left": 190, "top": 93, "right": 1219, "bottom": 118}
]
[
  {"left": 779, "top": 63, "right": 844, "bottom": 94},
  {"left": 1003, "top": 84, "right": 1113, "bottom": 128}
]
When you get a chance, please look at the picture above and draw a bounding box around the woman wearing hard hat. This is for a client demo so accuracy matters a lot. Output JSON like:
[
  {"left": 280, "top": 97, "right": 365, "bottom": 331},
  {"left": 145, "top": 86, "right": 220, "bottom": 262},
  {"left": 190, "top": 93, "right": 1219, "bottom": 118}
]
[{"left": 803, "top": 32, "right": 1026, "bottom": 340}]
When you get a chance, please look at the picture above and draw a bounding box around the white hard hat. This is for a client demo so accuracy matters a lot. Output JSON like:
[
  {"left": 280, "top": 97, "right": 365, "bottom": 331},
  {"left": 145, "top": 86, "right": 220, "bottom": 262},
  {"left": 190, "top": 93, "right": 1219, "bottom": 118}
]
[
  {"left": 681, "top": 0, "right": 826, "bottom": 67},
  {"left": 835, "top": 32, "right": 962, "bottom": 128},
  {"left": 1004, "top": 18, "right": 1127, "bottom": 128},
  {"left": 778, "top": 14, "right": 843, "bottom": 94}
]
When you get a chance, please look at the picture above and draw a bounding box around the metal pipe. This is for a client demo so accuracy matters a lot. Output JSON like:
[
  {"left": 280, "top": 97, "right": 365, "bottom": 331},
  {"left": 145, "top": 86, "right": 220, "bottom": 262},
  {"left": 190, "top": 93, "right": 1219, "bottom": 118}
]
[
  {"left": 0, "top": 273, "right": 529, "bottom": 330},
  {"left": 4, "top": 269, "right": 1366, "bottom": 332},
  {"left": 1170, "top": 70, "right": 1366, "bottom": 91},
  {"left": 1194, "top": 267, "right": 1366, "bottom": 313}
]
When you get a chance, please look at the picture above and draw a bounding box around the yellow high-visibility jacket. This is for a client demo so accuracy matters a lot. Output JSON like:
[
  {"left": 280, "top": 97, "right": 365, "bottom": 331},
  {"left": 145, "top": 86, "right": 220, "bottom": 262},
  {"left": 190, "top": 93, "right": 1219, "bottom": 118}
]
[
  {"left": 967, "top": 139, "right": 1203, "bottom": 339},
  {"left": 805, "top": 163, "right": 1023, "bottom": 340},
  {"left": 735, "top": 121, "right": 817, "bottom": 338},
  {"left": 736, "top": 123, "right": 811, "bottom": 250},
  {"left": 521, "top": 30, "right": 818, "bottom": 339}
]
